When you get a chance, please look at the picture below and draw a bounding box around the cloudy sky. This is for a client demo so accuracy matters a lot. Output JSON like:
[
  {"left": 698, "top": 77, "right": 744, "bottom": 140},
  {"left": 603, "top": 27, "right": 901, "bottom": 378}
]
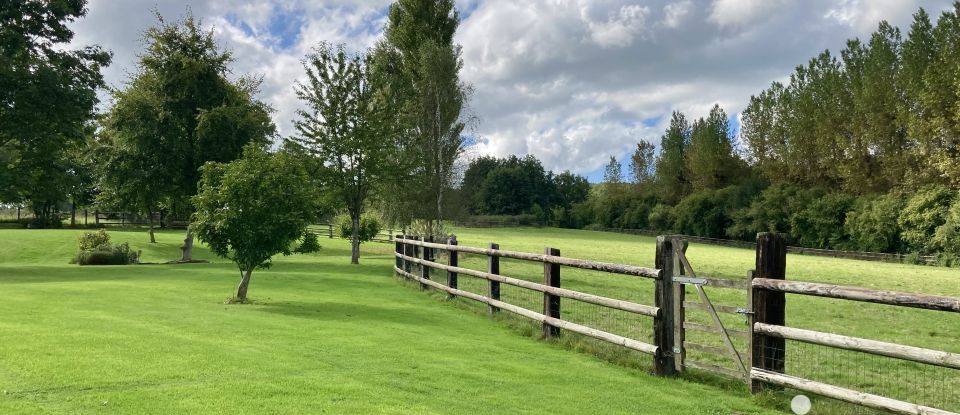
[{"left": 69, "top": 0, "right": 954, "bottom": 181}]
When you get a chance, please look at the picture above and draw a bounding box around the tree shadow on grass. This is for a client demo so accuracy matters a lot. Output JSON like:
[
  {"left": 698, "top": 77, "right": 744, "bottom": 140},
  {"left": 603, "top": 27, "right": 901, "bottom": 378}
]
[
  {"left": 0, "top": 263, "right": 232, "bottom": 284},
  {"left": 254, "top": 300, "right": 442, "bottom": 326}
]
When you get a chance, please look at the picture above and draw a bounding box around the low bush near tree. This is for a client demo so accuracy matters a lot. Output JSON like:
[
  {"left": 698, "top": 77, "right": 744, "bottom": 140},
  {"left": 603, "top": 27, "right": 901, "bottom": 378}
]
[{"left": 71, "top": 229, "right": 139, "bottom": 265}]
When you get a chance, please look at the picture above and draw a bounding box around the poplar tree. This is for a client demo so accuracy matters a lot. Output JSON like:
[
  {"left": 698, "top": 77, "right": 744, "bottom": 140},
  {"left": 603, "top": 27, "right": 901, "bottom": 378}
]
[
  {"left": 377, "top": 0, "right": 469, "bottom": 236},
  {"left": 653, "top": 112, "right": 691, "bottom": 204},
  {"left": 628, "top": 141, "right": 656, "bottom": 186}
]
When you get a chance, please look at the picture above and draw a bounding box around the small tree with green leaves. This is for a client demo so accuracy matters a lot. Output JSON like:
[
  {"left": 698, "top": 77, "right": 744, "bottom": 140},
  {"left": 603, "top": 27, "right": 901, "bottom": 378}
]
[{"left": 192, "top": 145, "right": 321, "bottom": 302}]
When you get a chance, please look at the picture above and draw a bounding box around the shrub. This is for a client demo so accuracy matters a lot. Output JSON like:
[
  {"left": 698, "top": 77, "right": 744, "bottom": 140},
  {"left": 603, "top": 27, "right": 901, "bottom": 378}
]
[
  {"left": 647, "top": 204, "right": 674, "bottom": 231},
  {"left": 337, "top": 214, "right": 381, "bottom": 243},
  {"left": 73, "top": 242, "right": 139, "bottom": 265},
  {"left": 78, "top": 229, "right": 111, "bottom": 251},
  {"left": 672, "top": 191, "right": 728, "bottom": 238},
  {"left": 294, "top": 231, "right": 321, "bottom": 254},
  {"left": 933, "top": 199, "right": 960, "bottom": 256},
  {"left": 845, "top": 193, "right": 905, "bottom": 253},
  {"left": 789, "top": 193, "right": 854, "bottom": 249},
  {"left": 897, "top": 185, "right": 954, "bottom": 253},
  {"left": 904, "top": 251, "right": 924, "bottom": 265},
  {"left": 727, "top": 184, "right": 825, "bottom": 238}
]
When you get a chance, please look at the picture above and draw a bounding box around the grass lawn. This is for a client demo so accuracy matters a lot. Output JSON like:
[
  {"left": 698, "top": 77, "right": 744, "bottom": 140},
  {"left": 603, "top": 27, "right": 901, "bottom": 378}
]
[{"left": 0, "top": 228, "right": 777, "bottom": 414}]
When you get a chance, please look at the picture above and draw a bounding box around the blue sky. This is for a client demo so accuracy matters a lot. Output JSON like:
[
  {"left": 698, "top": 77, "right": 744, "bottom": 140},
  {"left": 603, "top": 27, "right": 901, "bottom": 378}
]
[{"left": 70, "top": 0, "right": 955, "bottom": 182}]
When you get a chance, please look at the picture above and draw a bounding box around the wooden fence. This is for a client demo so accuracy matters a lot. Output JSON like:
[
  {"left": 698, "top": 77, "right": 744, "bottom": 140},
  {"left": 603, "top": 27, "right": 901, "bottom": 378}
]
[
  {"left": 394, "top": 232, "right": 960, "bottom": 415},
  {"left": 307, "top": 223, "right": 396, "bottom": 243}
]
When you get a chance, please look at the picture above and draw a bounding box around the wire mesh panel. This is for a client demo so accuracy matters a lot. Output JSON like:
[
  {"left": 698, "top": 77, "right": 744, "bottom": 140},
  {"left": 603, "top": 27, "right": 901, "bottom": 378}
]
[{"left": 757, "top": 340, "right": 960, "bottom": 415}]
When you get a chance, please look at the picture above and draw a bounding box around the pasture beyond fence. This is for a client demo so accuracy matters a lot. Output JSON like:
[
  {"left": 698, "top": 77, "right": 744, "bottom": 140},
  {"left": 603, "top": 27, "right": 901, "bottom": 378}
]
[
  {"left": 598, "top": 227, "right": 940, "bottom": 265},
  {"left": 393, "top": 232, "right": 960, "bottom": 415}
]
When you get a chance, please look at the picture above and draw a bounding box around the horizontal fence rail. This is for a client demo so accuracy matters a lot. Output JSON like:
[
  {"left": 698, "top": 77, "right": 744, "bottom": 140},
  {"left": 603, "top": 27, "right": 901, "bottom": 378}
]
[
  {"left": 396, "top": 253, "right": 660, "bottom": 317},
  {"left": 395, "top": 237, "right": 660, "bottom": 279},
  {"left": 393, "top": 236, "right": 667, "bottom": 369},
  {"left": 393, "top": 266, "right": 659, "bottom": 355},
  {"left": 752, "top": 278, "right": 960, "bottom": 312},
  {"left": 754, "top": 322, "right": 960, "bottom": 370}
]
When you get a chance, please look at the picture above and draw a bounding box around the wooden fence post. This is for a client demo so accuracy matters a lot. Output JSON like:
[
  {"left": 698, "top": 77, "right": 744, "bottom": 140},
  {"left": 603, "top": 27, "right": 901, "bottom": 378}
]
[
  {"left": 394, "top": 235, "right": 403, "bottom": 272},
  {"left": 488, "top": 243, "right": 501, "bottom": 314},
  {"left": 94, "top": 210, "right": 100, "bottom": 226},
  {"left": 328, "top": 223, "right": 334, "bottom": 238},
  {"left": 403, "top": 235, "right": 412, "bottom": 273},
  {"left": 420, "top": 236, "right": 431, "bottom": 290},
  {"left": 543, "top": 247, "right": 561, "bottom": 339},
  {"left": 654, "top": 235, "right": 679, "bottom": 376},
  {"left": 447, "top": 236, "right": 458, "bottom": 299},
  {"left": 750, "top": 232, "right": 787, "bottom": 393}
]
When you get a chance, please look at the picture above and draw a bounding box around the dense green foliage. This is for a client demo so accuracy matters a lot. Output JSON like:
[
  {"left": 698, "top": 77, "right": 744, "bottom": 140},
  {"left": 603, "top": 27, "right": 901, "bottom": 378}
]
[
  {"left": 96, "top": 14, "right": 274, "bottom": 243},
  {"left": 0, "top": 0, "right": 110, "bottom": 226},
  {"left": 459, "top": 155, "right": 590, "bottom": 225},
  {"left": 191, "top": 146, "right": 320, "bottom": 300},
  {"left": 336, "top": 214, "right": 382, "bottom": 244}
]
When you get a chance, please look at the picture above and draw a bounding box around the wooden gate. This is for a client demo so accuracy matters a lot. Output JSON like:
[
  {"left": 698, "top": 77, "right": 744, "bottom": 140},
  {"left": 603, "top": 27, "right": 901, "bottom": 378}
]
[{"left": 673, "top": 242, "right": 751, "bottom": 381}]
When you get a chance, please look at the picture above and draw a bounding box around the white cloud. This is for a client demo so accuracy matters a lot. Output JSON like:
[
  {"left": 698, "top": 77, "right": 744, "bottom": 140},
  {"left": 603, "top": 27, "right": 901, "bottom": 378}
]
[
  {"left": 662, "top": 1, "right": 693, "bottom": 28},
  {"left": 708, "top": 0, "right": 785, "bottom": 28},
  {"left": 69, "top": 0, "right": 956, "bottom": 179},
  {"left": 587, "top": 4, "right": 651, "bottom": 48}
]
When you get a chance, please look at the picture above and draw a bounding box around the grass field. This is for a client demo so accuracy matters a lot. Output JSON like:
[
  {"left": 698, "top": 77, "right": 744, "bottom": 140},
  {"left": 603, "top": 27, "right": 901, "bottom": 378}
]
[{"left": 0, "top": 228, "right": 778, "bottom": 414}]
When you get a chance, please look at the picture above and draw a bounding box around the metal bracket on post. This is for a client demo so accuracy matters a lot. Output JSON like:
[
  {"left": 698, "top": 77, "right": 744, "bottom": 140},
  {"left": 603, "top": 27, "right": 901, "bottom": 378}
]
[{"left": 673, "top": 276, "right": 706, "bottom": 285}]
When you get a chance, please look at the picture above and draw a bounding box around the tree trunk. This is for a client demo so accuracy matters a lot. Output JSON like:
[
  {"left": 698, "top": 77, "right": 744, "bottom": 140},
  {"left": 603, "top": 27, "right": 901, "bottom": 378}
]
[
  {"left": 180, "top": 229, "right": 194, "bottom": 262},
  {"left": 70, "top": 201, "right": 76, "bottom": 227},
  {"left": 236, "top": 268, "right": 253, "bottom": 300},
  {"left": 350, "top": 214, "right": 360, "bottom": 264},
  {"left": 148, "top": 215, "right": 156, "bottom": 244}
]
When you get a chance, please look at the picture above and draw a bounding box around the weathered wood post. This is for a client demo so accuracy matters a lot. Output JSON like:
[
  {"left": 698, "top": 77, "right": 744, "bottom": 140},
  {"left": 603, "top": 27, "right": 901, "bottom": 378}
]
[
  {"left": 543, "top": 247, "right": 561, "bottom": 339},
  {"left": 420, "top": 236, "right": 431, "bottom": 290},
  {"left": 750, "top": 232, "right": 787, "bottom": 393},
  {"left": 94, "top": 210, "right": 100, "bottom": 226},
  {"left": 488, "top": 242, "right": 501, "bottom": 314},
  {"left": 403, "top": 235, "right": 413, "bottom": 273},
  {"left": 447, "top": 236, "right": 458, "bottom": 299},
  {"left": 394, "top": 235, "right": 403, "bottom": 271},
  {"left": 654, "top": 235, "right": 679, "bottom": 376}
]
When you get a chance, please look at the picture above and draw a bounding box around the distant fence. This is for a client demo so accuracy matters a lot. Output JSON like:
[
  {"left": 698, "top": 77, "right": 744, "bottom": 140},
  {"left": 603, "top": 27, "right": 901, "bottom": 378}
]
[
  {"left": 307, "top": 223, "right": 396, "bottom": 244},
  {"left": 394, "top": 232, "right": 960, "bottom": 415},
  {"left": 596, "top": 227, "right": 939, "bottom": 265}
]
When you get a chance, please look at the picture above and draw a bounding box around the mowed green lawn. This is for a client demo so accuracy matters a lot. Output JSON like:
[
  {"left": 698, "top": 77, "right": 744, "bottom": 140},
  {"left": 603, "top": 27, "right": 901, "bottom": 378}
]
[{"left": 0, "top": 228, "right": 777, "bottom": 415}]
